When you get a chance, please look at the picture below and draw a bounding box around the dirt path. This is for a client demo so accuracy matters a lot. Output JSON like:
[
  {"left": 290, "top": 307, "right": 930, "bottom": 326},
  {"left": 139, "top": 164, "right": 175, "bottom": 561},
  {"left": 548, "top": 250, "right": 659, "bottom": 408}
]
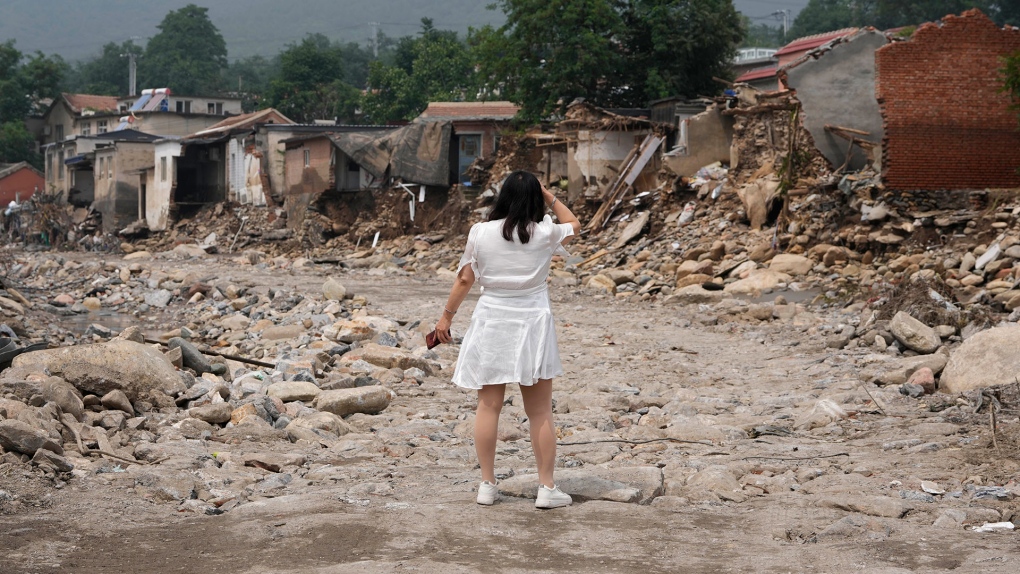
[{"left": 1, "top": 254, "right": 1018, "bottom": 573}]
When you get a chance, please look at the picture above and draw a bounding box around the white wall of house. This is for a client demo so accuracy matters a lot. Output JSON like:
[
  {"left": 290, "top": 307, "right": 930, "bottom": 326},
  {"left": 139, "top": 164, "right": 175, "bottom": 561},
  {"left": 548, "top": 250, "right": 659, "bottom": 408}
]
[{"left": 149, "top": 140, "right": 182, "bottom": 231}]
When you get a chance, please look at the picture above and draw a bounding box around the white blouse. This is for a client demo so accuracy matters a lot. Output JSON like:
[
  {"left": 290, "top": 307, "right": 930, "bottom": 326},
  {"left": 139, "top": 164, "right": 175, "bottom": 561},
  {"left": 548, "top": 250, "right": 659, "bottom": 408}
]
[{"left": 458, "top": 215, "right": 574, "bottom": 292}]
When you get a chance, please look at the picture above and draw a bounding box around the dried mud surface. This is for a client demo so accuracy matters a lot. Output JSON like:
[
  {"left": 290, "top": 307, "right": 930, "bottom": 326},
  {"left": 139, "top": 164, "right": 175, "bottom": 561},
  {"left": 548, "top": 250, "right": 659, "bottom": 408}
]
[{"left": 1, "top": 253, "right": 1018, "bottom": 574}]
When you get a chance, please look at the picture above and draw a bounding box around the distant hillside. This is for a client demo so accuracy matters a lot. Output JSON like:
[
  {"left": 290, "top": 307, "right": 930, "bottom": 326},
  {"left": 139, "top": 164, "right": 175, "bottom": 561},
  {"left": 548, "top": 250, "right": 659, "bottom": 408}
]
[{"left": 0, "top": 0, "right": 505, "bottom": 61}]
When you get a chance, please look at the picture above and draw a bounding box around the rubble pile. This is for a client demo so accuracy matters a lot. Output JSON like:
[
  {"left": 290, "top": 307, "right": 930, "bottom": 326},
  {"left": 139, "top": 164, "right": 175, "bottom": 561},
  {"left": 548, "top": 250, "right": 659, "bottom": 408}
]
[{"left": 0, "top": 253, "right": 459, "bottom": 513}]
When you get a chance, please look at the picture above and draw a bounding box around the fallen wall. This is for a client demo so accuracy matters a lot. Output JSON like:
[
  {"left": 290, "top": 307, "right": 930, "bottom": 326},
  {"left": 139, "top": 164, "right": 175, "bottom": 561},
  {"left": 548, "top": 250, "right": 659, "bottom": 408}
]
[
  {"left": 785, "top": 30, "right": 887, "bottom": 172},
  {"left": 663, "top": 106, "right": 734, "bottom": 176},
  {"left": 875, "top": 9, "right": 1020, "bottom": 190}
]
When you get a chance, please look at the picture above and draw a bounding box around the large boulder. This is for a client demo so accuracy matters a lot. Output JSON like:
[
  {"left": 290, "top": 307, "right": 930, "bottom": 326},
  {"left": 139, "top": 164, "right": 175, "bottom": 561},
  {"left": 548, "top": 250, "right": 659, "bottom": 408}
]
[
  {"left": 12, "top": 340, "right": 184, "bottom": 401},
  {"left": 664, "top": 285, "right": 728, "bottom": 305},
  {"left": 313, "top": 386, "right": 392, "bottom": 417},
  {"left": 889, "top": 312, "right": 940, "bottom": 354},
  {"left": 940, "top": 325, "right": 1020, "bottom": 393},
  {"left": 0, "top": 419, "right": 63, "bottom": 456},
  {"left": 863, "top": 353, "right": 949, "bottom": 386}
]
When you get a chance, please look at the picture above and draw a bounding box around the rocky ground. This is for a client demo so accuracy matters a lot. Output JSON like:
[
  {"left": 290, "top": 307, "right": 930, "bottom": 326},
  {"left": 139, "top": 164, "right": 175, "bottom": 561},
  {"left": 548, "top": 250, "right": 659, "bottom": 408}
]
[{"left": 0, "top": 244, "right": 1019, "bottom": 574}]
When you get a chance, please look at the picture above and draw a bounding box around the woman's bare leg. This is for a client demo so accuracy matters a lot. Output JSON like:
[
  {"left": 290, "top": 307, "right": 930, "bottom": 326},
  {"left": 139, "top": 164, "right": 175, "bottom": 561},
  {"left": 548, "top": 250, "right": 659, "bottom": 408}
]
[
  {"left": 475, "top": 384, "right": 506, "bottom": 483},
  {"left": 520, "top": 378, "right": 556, "bottom": 488}
]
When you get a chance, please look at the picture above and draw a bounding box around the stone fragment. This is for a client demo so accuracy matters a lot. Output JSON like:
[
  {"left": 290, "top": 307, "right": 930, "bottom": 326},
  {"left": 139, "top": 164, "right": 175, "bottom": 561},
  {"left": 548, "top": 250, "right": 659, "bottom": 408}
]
[
  {"left": 323, "top": 278, "right": 347, "bottom": 301},
  {"left": 42, "top": 377, "right": 84, "bottom": 422},
  {"left": 888, "top": 312, "right": 940, "bottom": 354},
  {"left": 906, "top": 367, "right": 935, "bottom": 394},
  {"left": 864, "top": 353, "right": 948, "bottom": 386},
  {"left": 941, "top": 324, "right": 1020, "bottom": 393},
  {"left": 769, "top": 254, "right": 813, "bottom": 276},
  {"left": 724, "top": 269, "right": 788, "bottom": 295},
  {"left": 267, "top": 381, "right": 321, "bottom": 402},
  {"left": 664, "top": 285, "right": 727, "bottom": 305},
  {"left": 587, "top": 274, "right": 617, "bottom": 294},
  {"left": 818, "top": 495, "right": 909, "bottom": 518},
  {"left": 344, "top": 344, "right": 431, "bottom": 372},
  {"left": 499, "top": 466, "right": 662, "bottom": 504},
  {"left": 286, "top": 412, "right": 352, "bottom": 442},
  {"left": 188, "top": 403, "right": 233, "bottom": 425},
  {"left": 100, "top": 389, "right": 134, "bottom": 414},
  {"left": 31, "top": 448, "right": 73, "bottom": 473},
  {"left": 144, "top": 289, "right": 173, "bottom": 308},
  {"left": 168, "top": 337, "right": 214, "bottom": 374},
  {"left": 313, "top": 386, "right": 392, "bottom": 417},
  {"left": 612, "top": 211, "right": 650, "bottom": 248},
  {"left": 261, "top": 324, "right": 306, "bottom": 341},
  {"left": 0, "top": 419, "right": 63, "bottom": 456}
]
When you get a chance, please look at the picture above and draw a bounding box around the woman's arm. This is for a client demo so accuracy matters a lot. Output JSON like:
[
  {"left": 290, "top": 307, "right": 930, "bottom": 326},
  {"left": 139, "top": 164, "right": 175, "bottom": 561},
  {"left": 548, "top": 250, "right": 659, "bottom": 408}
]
[
  {"left": 542, "top": 184, "right": 581, "bottom": 243},
  {"left": 435, "top": 264, "right": 475, "bottom": 343}
]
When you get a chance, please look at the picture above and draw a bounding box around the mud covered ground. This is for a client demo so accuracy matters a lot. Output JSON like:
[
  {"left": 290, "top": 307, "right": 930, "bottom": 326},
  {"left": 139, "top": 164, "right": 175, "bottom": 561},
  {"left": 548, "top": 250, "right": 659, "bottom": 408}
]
[{"left": 1, "top": 253, "right": 1019, "bottom": 574}]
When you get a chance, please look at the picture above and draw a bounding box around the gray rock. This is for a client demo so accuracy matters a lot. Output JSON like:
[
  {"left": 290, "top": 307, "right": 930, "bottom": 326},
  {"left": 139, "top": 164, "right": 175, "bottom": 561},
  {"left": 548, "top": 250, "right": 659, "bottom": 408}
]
[
  {"left": 168, "top": 337, "right": 213, "bottom": 374},
  {"left": 42, "top": 377, "right": 84, "bottom": 422},
  {"left": 664, "top": 285, "right": 728, "bottom": 305},
  {"left": 116, "top": 326, "right": 145, "bottom": 343},
  {"left": 889, "top": 311, "right": 940, "bottom": 354},
  {"left": 0, "top": 419, "right": 63, "bottom": 456},
  {"left": 816, "top": 515, "right": 892, "bottom": 541},
  {"left": 13, "top": 340, "right": 184, "bottom": 402},
  {"left": 261, "top": 324, "right": 305, "bottom": 341},
  {"left": 684, "top": 465, "right": 746, "bottom": 502},
  {"left": 323, "top": 278, "right": 347, "bottom": 301},
  {"left": 267, "top": 381, "right": 321, "bottom": 403},
  {"left": 188, "top": 403, "right": 233, "bottom": 424},
  {"left": 31, "top": 449, "right": 73, "bottom": 473},
  {"left": 818, "top": 495, "right": 909, "bottom": 518},
  {"left": 313, "top": 386, "right": 392, "bottom": 417},
  {"left": 865, "top": 353, "right": 948, "bottom": 386},
  {"left": 286, "top": 412, "right": 352, "bottom": 442},
  {"left": 144, "top": 289, "right": 173, "bottom": 308},
  {"left": 941, "top": 324, "right": 1020, "bottom": 393},
  {"left": 498, "top": 466, "right": 663, "bottom": 504},
  {"left": 100, "top": 389, "right": 134, "bottom": 414}
]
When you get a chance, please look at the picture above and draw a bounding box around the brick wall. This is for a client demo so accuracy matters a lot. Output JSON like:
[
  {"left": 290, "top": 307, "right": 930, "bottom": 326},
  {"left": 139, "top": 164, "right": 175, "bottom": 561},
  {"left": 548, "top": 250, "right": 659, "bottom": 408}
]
[
  {"left": 875, "top": 9, "right": 1020, "bottom": 190},
  {"left": 284, "top": 138, "right": 333, "bottom": 194},
  {"left": 0, "top": 167, "right": 43, "bottom": 205}
]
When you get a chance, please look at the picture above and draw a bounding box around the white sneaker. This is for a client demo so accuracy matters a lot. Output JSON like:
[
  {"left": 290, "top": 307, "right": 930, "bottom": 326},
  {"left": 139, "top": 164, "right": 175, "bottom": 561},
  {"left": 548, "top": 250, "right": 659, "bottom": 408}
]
[
  {"left": 535, "top": 484, "right": 572, "bottom": 509},
  {"left": 477, "top": 481, "right": 499, "bottom": 505}
]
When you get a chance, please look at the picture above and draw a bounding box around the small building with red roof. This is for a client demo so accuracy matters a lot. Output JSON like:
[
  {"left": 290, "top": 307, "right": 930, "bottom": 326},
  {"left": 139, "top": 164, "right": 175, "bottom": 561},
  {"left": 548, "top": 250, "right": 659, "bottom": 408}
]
[
  {"left": 734, "top": 28, "right": 859, "bottom": 92},
  {"left": 0, "top": 162, "right": 44, "bottom": 206}
]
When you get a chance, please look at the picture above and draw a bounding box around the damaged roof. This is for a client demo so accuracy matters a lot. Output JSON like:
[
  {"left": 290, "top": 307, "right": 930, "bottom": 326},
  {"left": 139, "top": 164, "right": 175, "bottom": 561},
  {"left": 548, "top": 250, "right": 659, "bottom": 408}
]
[
  {"left": 775, "top": 28, "right": 859, "bottom": 57},
  {"left": 327, "top": 121, "right": 453, "bottom": 187},
  {"left": 418, "top": 101, "right": 519, "bottom": 121},
  {"left": 61, "top": 93, "right": 120, "bottom": 114},
  {"left": 190, "top": 108, "right": 294, "bottom": 138}
]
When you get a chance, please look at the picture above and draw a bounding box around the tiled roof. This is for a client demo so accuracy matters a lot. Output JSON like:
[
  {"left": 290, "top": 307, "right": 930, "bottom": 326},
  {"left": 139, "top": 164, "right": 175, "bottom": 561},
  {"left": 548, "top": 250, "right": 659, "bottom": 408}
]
[
  {"left": 191, "top": 108, "right": 294, "bottom": 137},
  {"left": 0, "top": 161, "right": 43, "bottom": 180},
  {"left": 735, "top": 65, "right": 779, "bottom": 83},
  {"left": 63, "top": 93, "right": 120, "bottom": 113},
  {"left": 775, "top": 28, "right": 858, "bottom": 57},
  {"left": 418, "top": 101, "right": 519, "bottom": 120}
]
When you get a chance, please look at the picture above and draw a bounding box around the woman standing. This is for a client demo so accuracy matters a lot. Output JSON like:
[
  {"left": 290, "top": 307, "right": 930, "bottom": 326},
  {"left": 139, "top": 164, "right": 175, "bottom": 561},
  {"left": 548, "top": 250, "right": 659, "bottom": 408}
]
[{"left": 435, "top": 171, "right": 581, "bottom": 509}]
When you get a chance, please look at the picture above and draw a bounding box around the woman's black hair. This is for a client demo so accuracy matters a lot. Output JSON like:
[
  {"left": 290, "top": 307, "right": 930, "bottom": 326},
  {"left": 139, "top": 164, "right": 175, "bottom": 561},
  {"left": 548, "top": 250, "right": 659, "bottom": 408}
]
[{"left": 488, "top": 170, "right": 544, "bottom": 243}]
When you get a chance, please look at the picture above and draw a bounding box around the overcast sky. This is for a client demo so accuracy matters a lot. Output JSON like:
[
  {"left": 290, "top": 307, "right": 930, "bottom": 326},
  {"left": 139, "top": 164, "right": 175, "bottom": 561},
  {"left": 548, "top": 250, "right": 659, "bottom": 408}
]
[{"left": 735, "top": 0, "right": 810, "bottom": 27}]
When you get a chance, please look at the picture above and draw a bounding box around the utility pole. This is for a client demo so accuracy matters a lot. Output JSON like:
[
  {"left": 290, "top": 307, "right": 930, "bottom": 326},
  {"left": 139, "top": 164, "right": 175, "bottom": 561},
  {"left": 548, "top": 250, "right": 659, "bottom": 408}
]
[
  {"left": 370, "top": 22, "right": 379, "bottom": 57},
  {"left": 771, "top": 9, "right": 790, "bottom": 37},
  {"left": 121, "top": 53, "right": 139, "bottom": 96}
]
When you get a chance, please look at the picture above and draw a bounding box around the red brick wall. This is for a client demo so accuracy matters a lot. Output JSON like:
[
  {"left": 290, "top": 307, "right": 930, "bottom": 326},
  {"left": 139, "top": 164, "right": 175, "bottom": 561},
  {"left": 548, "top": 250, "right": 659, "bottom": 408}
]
[
  {"left": 0, "top": 167, "right": 44, "bottom": 205},
  {"left": 284, "top": 138, "right": 334, "bottom": 194},
  {"left": 875, "top": 10, "right": 1020, "bottom": 190}
]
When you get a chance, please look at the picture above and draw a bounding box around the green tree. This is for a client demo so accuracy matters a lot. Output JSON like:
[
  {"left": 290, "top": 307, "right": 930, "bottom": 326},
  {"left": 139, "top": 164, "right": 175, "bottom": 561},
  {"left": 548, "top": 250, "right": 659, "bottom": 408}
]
[
  {"left": 0, "top": 121, "right": 40, "bottom": 168},
  {"left": 1003, "top": 50, "right": 1020, "bottom": 115},
  {"left": 620, "top": 0, "right": 744, "bottom": 104},
  {"left": 742, "top": 19, "right": 786, "bottom": 48},
  {"left": 0, "top": 40, "right": 28, "bottom": 123},
  {"left": 139, "top": 4, "right": 227, "bottom": 95},
  {"left": 362, "top": 19, "right": 474, "bottom": 122},
  {"left": 789, "top": 0, "right": 1011, "bottom": 38},
  {"left": 265, "top": 34, "right": 356, "bottom": 123},
  {"left": 471, "top": 0, "right": 625, "bottom": 123},
  {"left": 69, "top": 40, "right": 143, "bottom": 96},
  {"left": 225, "top": 55, "right": 277, "bottom": 112}
]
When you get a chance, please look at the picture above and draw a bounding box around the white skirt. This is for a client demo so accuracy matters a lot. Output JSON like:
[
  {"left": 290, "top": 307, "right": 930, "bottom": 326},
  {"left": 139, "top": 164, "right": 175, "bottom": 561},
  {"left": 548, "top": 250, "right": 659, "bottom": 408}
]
[{"left": 451, "top": 286, "right": 564, "bottom": 389}]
